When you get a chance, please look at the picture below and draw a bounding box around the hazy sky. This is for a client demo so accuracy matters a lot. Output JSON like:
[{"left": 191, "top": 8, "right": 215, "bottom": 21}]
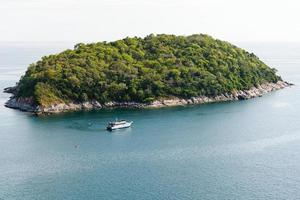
[{"left": 1, "top": 0, "right": 299, "bottom": 43}]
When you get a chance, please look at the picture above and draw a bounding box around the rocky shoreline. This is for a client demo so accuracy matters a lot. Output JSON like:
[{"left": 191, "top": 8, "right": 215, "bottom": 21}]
[{"left": 4, "top": 81, "right": 292, "bottom": 115}]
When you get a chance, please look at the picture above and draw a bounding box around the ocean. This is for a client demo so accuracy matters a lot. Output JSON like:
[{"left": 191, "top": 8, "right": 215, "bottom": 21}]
[{"left": 0, "top": 42, "right": 300, "bottom": 200}]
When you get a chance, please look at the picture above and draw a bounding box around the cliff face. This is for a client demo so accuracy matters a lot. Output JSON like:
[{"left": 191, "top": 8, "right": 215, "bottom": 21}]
[
  {"left": 4, "top": 81, "right": 292, "bottom": 115},
  {"left": 5, "top": 96, "right": 36, "bottom": 112}
]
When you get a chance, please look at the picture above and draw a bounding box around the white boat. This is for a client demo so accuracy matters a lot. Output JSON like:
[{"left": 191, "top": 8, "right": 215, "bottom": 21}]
[{"left": 106, "top": 119, "right": 133, "bottom": 131}]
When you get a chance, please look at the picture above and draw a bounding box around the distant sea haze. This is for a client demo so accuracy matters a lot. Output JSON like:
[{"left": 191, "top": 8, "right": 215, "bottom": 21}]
[{"left": 0, "top": 42, "right": 300, "bottom": 200}]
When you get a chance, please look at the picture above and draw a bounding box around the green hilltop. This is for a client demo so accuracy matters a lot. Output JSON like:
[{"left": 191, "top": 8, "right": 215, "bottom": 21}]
[{"left": 16, "top": 34, "right": 281, "bottom": 106}]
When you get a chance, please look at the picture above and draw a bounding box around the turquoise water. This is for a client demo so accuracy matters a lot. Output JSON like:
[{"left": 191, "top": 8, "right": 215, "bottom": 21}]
[{"left": 0, "top": 42, "right": 300, "bottom": 200}]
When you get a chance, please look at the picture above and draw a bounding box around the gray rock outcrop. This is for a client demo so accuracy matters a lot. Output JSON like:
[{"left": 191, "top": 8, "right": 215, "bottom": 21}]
[{"left": 4, "top": 81, "right": 292, "bottom": 115}]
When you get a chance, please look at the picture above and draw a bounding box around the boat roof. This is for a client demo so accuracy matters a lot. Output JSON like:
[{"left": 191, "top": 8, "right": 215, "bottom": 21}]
[{"left": 109, "top": 120, "right": 127, "bottom": 125}]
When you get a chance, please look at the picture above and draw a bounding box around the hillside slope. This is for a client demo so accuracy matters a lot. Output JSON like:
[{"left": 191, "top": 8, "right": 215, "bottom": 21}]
[{"left": 5, "top": 34, "right": 287, "bottom": 114}]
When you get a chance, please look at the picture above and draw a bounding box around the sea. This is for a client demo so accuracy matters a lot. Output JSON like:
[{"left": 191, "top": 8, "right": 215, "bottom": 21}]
[{"left": 0, "top": 42, "right": 300, "bottom": 200}]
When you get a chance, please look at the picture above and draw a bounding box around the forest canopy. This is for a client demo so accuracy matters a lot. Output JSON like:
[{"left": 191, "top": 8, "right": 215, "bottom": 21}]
[{"left": 16, "top": 34, "right": 281, "bottom": 106}]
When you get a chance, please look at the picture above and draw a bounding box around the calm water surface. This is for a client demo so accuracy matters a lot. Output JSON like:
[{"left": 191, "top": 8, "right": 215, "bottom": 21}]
[{"left": 0, "top": 42, "right": 300, "bottom": 200}]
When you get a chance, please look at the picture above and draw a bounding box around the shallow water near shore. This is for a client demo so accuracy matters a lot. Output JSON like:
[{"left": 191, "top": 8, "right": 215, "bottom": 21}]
[{"left": 1, "top": 42, "right": 300, "bottom": 200}]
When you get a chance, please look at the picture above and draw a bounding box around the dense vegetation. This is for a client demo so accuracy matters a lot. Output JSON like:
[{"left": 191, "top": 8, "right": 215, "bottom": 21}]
[{"left": 16, "top": 34, "right": 281, "bottom": 106}]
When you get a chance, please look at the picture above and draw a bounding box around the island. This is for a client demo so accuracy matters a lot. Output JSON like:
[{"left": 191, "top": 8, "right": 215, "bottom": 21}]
[{"left": 4, "top": 34, "right": 291, "bottom": 114}]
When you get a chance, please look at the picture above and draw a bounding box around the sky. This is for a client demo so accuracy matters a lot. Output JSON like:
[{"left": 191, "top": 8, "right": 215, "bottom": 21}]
[{"left": 0, "top": 0, "right": 299, "bottom": 43}]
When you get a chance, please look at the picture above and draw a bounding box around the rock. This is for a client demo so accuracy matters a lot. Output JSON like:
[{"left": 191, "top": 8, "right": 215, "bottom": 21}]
[
  {"left": 180, "top": 99, "right": 188, "bottom": 105},
  {"left": 104, "top": 102, "right": 115, "bottom": 107},
  {"left": 4, "top": 81, "right": 292, "bottom": 115},
  {"left": 5, "top": 97, "right": 36, "bottom": 112},
  {"left": 149, "top": 100, "right": 164, "bottom": 108},
  {"left": 82, "top": 102, "right": 93, "bottom": 109},
  {"left": 191, "top": 97, "right": 198, "bottom": 104},
  {"left": 3, "top": 86, "right": 17, "bottom": 94},
  {"left": 91, "top": 100, "right": 102, "bottom": 108},
  {"left": 162, "top": 99, "right": 182, "bottom": 106},
  {"left": 186, "top": 99, "right": 193, "bottom": 104}
]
